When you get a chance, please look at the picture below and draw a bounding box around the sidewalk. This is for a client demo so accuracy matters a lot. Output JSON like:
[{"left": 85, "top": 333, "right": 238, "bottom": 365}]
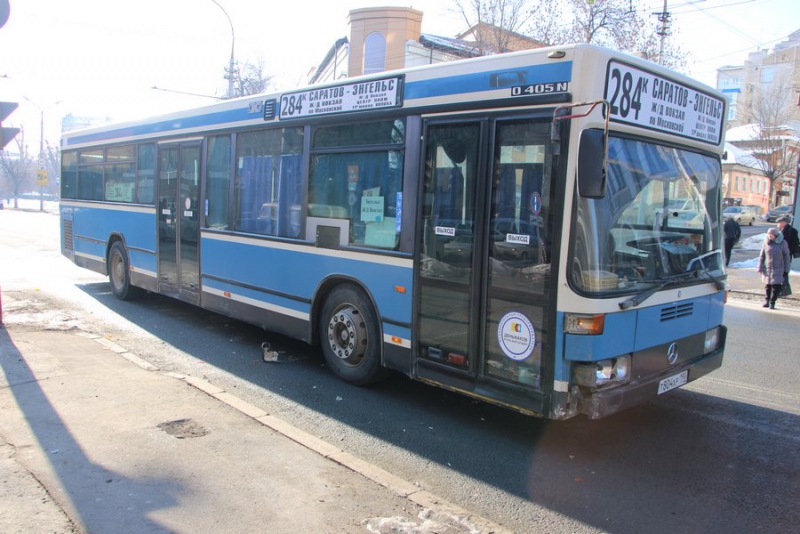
[
  {"left": 0, "top": 325, "right": 509, "bottom": 534},
  {"left": 726, "top": 264, "right": 800, "bottom": 309}
]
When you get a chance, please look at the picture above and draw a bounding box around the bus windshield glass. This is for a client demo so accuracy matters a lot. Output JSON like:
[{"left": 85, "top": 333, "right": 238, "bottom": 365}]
[{"left": 571, "top": 136, "right": 723, "bottom": 295}]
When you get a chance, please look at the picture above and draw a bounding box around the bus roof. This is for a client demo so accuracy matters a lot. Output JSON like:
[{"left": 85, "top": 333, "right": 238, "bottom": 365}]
[{"left": 61, "top": 43, "right": 725, "bottom": 150}]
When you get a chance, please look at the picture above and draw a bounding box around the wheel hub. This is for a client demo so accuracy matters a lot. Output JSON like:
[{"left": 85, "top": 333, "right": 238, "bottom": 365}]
[
  {"left": 111, "top": 254, "right": 124, "bottom": 289},
  {"left": 327, "top": 305, "right": 367, "bottom": 366}
]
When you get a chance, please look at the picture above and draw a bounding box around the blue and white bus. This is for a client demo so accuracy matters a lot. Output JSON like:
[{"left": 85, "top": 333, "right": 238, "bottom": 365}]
[{"left": 60, "top": 44, "right": 727, "bottom": 419}]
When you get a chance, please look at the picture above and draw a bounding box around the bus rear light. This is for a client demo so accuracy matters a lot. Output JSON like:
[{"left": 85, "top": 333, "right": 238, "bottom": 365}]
[
  {"left": 565, "top": 313, "right": 605, "bottom": 335},
  {"left": 573, "top": 355, "right": 630, "bottom": 389},
  {"left": 447, "top": 353, "right": 467, "bottom": 366},
  {"left": 391, "top": 336, "right": 402, "bottom": 344}
]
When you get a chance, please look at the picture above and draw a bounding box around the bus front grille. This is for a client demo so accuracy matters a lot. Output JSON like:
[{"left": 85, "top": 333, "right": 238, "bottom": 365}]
[{"left": 660, "top": 303, "right": 693, "bottom": 321}]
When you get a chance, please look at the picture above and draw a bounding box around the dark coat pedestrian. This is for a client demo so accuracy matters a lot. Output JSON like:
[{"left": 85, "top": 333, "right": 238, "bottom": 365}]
[
  {"left": 723, "top": 216, "right": 740, "bottom": 266},
  {"left": 776, "top": 215, "right": 799, "bottom": 260},
  {"left": 758, "top": 227, "right": 791, "bottom": 309}
]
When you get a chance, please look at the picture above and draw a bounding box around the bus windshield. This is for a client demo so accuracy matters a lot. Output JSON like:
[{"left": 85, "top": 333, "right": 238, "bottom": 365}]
[{"left": 571, "top": 136, "right": 723, "bottom": 295}]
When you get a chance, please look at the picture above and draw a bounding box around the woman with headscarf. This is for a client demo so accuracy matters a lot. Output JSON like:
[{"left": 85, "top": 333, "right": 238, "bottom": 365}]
[{"left": 758, "top": 227, "right": 791, "bottom": 309}]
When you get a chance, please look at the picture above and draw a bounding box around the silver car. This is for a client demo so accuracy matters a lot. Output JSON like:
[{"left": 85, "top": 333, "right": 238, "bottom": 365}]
[{"left": 723, "top": 205, "right": 757, "bottom": 226}]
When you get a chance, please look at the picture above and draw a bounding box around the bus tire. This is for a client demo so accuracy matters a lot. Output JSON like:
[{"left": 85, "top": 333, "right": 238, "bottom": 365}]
[
  {"left": 108, "top": 241, "right": 143, "bottom": 301},
  {"left": 320, "top": 284, "right": 386, "bottom": 385}
]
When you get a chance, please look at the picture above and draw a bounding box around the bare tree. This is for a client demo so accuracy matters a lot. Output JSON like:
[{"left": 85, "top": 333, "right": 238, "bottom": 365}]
[
  {"left": 452, "top": 0, "right": 535, "bottom": 55},
  {"left": 527, "top": 0, "right": 687, "bottom": 71},
  {"left": 524, "top": 0, "right": 568, "bottom": 46},
  {"left": 733, "top": 75, "right": 797, "bottom": 209},
  {"left": 0, "top": 127, "right": 35, "bottom": 208},
  {"left": 229, "top": 56, "right": 274, "bottom": 98},
  {"left": 44, "top": 141, "right": 61, "bottom": 197}
]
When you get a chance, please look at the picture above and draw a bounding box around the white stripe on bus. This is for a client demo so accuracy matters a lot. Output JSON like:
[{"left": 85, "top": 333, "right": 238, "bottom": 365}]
[
  {"left": 61, "top": 201, "right": 156, "bottom": 214},
  {"left": 75, "top": 251, "right": 105, "bottom": 263},
  {"left": 202, "top": 285, "right": 310, "bottom": 321}
]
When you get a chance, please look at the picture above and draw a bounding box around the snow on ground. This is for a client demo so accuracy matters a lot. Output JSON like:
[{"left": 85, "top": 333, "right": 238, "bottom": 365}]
[
  {"left": 730, "top": 232, "right": 799, "bottom": 272},
  {"left": 1, "top": 199, "right": 59, "bottom": 211}
]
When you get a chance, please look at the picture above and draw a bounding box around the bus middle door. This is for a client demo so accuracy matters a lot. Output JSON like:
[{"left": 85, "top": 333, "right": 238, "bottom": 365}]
[{"left": 157, "top": 141, "right": 201, "bottom": 303}]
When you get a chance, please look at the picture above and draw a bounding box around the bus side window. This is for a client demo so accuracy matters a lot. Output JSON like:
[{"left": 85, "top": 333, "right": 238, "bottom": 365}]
[
  {"left": 233, "top": 128, "right": 303, "bottom": 238},
  {"left": 137, "top": 143, "right": 155, "bottom": 204},
  {"left": 206, "top": 136, "right": 230, "bottom": 229},
  {"left": 104, "top": 145, "right": 136, "bottom": 203},
  {"left": 309, "top": 120, "right": 404, "bottom": 250},
  {"left": 61, "top": 152, "right": 78, "bottom": 199}
]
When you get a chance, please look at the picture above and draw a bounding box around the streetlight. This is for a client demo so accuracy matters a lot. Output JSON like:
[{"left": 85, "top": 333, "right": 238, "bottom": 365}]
[
  {"left": 210, "top": 0, "right": 235, "bottom": 99},
  {"left": 152, "top": 86, "right": 224, "bottom": 100},
  {"left": 23, "top": 97, "right": 60, "bottom": 212}
]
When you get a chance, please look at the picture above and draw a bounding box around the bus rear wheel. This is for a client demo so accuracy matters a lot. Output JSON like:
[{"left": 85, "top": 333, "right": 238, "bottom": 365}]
[
  {"left": 320, "top": 284, "right": 386, "bottom": 385},
  {"left": 108, "top": 241, "right": 143, "bottom": 301}
]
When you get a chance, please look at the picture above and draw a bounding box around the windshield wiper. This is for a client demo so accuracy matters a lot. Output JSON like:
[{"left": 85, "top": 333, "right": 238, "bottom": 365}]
[
  {"left": 619, "top": 251, "right": 726, "bottom": 310},
  {"left": 695, "top": 265, "right": 725, "bottom": 291},
  {"left": 686, "top": 251, "right": 726, "bottom": 291},
  {"left": 619, "top": 271, "right": 699, "bottom": 310}
]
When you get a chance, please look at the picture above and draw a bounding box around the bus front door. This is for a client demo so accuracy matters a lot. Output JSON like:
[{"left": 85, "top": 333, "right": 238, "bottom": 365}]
[
  {"left": 157, "top": 142, "right": 201, "bottom": 303},
  {"left": 417, "top": 118, "right": 552, "bottom": 415}
]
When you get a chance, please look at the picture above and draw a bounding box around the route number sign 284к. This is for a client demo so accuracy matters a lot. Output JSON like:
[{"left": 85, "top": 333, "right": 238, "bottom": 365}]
[{"left": 604, "top": 60, "right": 724, "bottom": 145}]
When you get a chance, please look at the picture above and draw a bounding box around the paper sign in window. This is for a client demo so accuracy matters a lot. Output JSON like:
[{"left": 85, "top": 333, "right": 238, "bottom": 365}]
[{"left": 361, "top": 196, "right": 384, "bottom": 222}]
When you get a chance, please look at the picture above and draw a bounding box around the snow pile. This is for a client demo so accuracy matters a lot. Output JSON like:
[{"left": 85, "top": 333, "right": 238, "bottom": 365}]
[{"left": 730, "top": 232, "right": 800, "bottom": 272}]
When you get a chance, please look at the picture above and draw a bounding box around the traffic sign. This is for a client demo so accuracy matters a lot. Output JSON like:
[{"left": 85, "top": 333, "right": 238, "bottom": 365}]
[
  {"left": 0, "top": 126, "right": 19, "bottom": 149},
  {"left": 0, "top": 101, "right": 19, "bottom": 149},
  {"left": 0, "top": 101, "right": 17, "bottom": 122},
  {"left": 0, "top": 0, "right": 9, "bottom": 30},
  {"left": 36, "top": 169, "right": 49, "bottom": 187}
]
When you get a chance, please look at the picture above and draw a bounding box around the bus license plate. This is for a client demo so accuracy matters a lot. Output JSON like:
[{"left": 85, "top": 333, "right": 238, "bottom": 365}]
[{"left": 658, "top": 371, "right": 688, "bottom": 395}]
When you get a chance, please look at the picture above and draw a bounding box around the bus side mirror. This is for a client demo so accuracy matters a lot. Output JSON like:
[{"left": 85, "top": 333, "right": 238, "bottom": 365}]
[{"left": 578, "top": 129, "right": 606, "bottom": 199}]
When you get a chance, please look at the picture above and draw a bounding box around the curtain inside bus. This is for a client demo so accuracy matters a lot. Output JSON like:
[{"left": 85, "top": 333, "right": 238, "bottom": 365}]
[{"left": 234, "top": 128, "right": 304, "bottom": 238}]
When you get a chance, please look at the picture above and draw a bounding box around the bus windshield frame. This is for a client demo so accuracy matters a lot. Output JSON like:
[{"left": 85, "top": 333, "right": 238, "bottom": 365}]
[{"left": 570, "top": 134, "right": 723, "bottom": 297}]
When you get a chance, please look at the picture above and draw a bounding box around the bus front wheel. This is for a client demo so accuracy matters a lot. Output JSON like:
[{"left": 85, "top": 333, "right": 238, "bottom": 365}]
[
  {"left": 108, "top": 241, "right": 143, "bottom": 301},
  {"left": 320, "top": 284, "right": 386, "bottom": 385}
]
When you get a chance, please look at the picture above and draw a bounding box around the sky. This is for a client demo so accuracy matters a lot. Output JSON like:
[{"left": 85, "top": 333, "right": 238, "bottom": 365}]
[{"left": 0, "top": 0, "right": 797, "bottom": 154}]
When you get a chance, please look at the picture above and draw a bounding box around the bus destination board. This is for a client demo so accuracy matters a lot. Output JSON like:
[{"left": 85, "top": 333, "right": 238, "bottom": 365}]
[
  {"left": 604, "top": 60, "right": 725, "bottom": 145},
  {"left": 279, "top": 76, "right": 403, "bottom": 120}
]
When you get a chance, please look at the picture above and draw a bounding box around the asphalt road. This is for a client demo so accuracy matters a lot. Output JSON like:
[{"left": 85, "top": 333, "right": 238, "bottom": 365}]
[{"left": 2, "top": 209, "right": 798, "bottom": 534}]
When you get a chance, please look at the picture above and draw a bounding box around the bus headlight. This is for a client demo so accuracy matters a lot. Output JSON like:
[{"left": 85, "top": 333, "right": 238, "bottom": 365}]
[
  {"left": 704, "top": 327, "right": 720, "bottom": 354},
  {"left": 573, "top": 355, "right": 631, "bottom": 389},
  {"left": 564, "top": 313, "right": 605, "bottom": 335}
]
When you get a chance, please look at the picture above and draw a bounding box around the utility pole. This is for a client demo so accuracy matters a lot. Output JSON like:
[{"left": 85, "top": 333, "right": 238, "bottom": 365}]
[
  {"left": 23, "top": 97, "right": 60, "bottom": 212},
  {"left": 211, "top": 0, "right": 236, "bottom": 99},
  {"left": 655, "top": 0, "right": 671, "bottom": 65}
]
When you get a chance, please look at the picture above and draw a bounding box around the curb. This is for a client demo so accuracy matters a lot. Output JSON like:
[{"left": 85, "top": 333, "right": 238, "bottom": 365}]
[
  {"left": 729, "top": 289, "right": 800, "bottom": 308},
  {"left": 81, "top": 331, "right": 513, "bottom": 534}
]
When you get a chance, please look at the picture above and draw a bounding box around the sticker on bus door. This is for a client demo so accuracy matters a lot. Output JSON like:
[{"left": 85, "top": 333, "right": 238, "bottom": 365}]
[{"left": 497, "top": 312, "right": 536, "bottom": 361}]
